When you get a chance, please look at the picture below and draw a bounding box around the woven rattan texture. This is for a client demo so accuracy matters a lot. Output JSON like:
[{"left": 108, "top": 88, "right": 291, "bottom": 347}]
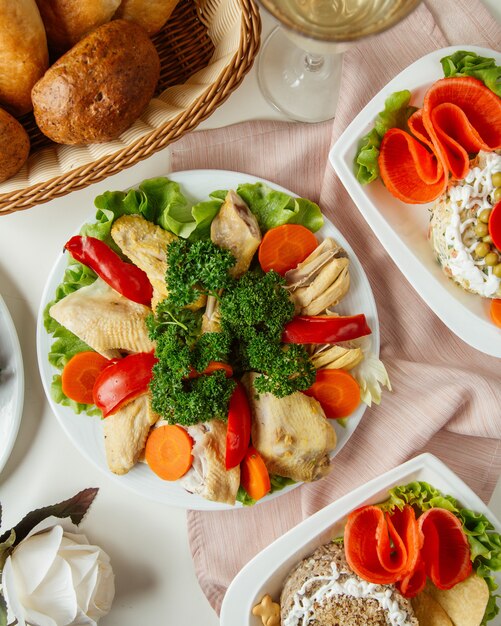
[{"left": 1, "top": 0, "right": 260, "bottom": 215}]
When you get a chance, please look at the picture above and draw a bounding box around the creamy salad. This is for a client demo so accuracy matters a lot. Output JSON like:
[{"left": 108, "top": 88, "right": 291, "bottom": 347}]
[{"left": 429, "top": 150, "right": 501, "bottom": 298}]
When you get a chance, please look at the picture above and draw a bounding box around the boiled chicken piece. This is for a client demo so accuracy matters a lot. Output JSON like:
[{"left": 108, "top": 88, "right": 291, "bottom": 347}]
[
  {"left": 201, "top": 294, "right": 222, "bottom": 333},
  {"left": 103, "top": 393, "right": 158, "bottom": 475},
  {"left": 178, "top": 419, "right": 240, "bottom": 505},
  {"left": 49, "top": 277, "right": 154, "bottom": 359},
  {"left": 285, "top": 238, "right": 350, "bottom": 315},
  {"left": 310, "top": 344, "right": 364, "bottom": 370},
  {"left": 242, "top": 372, "right": 336, "bottom": 482},
  {"left": 210, "top": 190, "right": 262, "bottom": 277},
  {"left": 111, "top": 214, "right": 176, "bottom": 311}
]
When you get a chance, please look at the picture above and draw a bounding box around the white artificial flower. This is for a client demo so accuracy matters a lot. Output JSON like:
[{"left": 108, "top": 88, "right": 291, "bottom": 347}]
[{"left": 2, "top": 517, "right": 114, "bottom": 626}]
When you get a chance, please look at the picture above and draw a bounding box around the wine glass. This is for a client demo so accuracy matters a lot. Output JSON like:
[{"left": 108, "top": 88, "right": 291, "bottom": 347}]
[{"left": 256, "top": 0, "right": 422, "bottom": 123}]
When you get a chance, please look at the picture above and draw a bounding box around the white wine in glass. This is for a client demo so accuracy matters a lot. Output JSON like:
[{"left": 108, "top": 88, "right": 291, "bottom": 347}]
[{"left": 257, "top": 0, "right": 421, "bottom": 122}]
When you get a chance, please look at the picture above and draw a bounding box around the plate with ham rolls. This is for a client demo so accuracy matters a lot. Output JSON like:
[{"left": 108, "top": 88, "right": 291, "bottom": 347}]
[{"left": 329, "top": 46, "right": 501, "bottom": 357}]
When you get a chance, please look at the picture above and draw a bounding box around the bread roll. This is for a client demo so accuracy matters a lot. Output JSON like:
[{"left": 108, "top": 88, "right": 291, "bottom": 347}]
[
  {"left": 32, "top": 20, "right": 160, "bottom": 145},
  {"left": 0, "top": 108, "right": 30, "bottom": 183},
  {"left": 0, "top": 0, "right": 49, "bottom": 116},
  {"left": 35, "top": 0, "right": 121, "bottom": 54},
  {"left": 114, "top": 0, "right": 179, "bottom": 35}
]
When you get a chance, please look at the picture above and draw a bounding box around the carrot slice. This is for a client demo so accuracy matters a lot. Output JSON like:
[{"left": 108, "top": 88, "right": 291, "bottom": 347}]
[
  {"left": 188, "top": 361, "right": 233, "bottom": 379},
  {"left": 240, "top": 446, "right": 271, "bottom": 501},
  {"left": 396, "top": 555, "right": 427, "bottom": 598},
  {"left": 386, "top": 505, "right": 423, "bottom": 578},
  {"left": 418, "top": 508, "right": 472, "bottom": 590},
  {"left": 490, "top": 299, "right": 501, "bottom": 328},
  {"left": 303, "top": 369, "right": 360, "bottom": 418},
  {"left": 61, "top": 351, "right": 111, "bottom": 405},
  {"left": 488, "top": 200, "right": 501, "bottom": 252},
  {"left": 378, "top": 128, "right": 448, "bottom": 204},
  {"left": 344, "top": 505, "right": 402, "bottom": 584},
  {"left": 145, "top": 425, "right": 193, "bottom": 481},
  {"left": 423, "top": 77, "right": 501, "bottom": 180},
  {"left": 258, "top": 224, "right": 318, "bottom": 275}
]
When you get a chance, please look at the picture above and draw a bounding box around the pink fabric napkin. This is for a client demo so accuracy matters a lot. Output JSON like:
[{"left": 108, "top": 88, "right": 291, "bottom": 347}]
[{"left": 169, "top": 0, "right": 501, "bottom": 613}]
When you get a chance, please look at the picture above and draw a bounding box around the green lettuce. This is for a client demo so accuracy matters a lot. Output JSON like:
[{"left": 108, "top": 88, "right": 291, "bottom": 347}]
[
  {"left": 380, "top": 481, "right": 501, "bottom": 624},
  {"left": 354, "top": 90, "right": 417, "bottom": 184},
  {"left": 441, "top": 50, "right": 501, "bottom": 97},
  {"left": 236, "top": 474, "right": 296, "bottom": 506},
  {"left": 235, "top": 183, "right": 323, "bottom": 232}
]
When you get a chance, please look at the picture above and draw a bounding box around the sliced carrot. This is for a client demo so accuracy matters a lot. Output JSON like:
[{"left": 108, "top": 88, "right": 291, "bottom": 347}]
[
  {"left": 490, "top": 299, "right": 501, "bottom": 328},
  {"left": 344, "top": 505, "right": 402, "bottom": 584},
  {"left": 385, "top": 505, "right": 423, "bottom": 579},
  {"left": 378, "top": 128, "right": 448, "bottom": 204},
  {"left": 187, "top": 361, "right": 233, "bottom": 379},
  {"left": 396, "top": 555, "right": 427, "bottom": 598},
  {"left": 145, "top": 425, "right": 193, "bottom": 481},
  {"left": 423, "top": 77, "right": 501, "bottom": 180},
  {"left": 417, "top": 508, "right": 472, "bottom": 590},
  {"left": 258, "top": 224, "right": 318, "bottom": 276},
  {"left": 240, "top": 446, "right": 271, "bottom": 501},
  {"left": 61, "top": 351, "right": 111, "bottom": 405},
  {"left": 303, "top": 369, "right": 360, "bottom": 419}
]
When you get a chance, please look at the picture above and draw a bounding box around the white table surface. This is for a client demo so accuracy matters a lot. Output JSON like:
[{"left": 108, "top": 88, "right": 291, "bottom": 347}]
[{"left": 1, "top": 5, "right": 500, "bottom": 626}]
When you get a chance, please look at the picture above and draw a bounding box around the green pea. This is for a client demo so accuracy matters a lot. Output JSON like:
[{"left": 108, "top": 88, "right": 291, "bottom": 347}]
[
  {"left": 475, "top": 222, "right": 489, "bottom": 237},
  {"left": 475, "top": 242, "right": 491, "bottom": 258},
  {"left": 483, "top": 235, "right": 493, "bottom": 244},
  {"left": 491, "top": 172, "right": 501, "bottom": 187},
  {"left": 485, "top": 252, "right": 499, "bottom": 266},
  {"left": 494, "top": 264, "right": 501, "bottom": 278},
  {"left": 479, "top": 209, "right": 492, "bottom": 223},
  {"left": 494, "top": 187, "right": 501, "bottom": 203}
]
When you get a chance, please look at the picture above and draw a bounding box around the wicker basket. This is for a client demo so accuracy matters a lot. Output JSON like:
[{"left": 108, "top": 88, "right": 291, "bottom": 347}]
[{"left": 0, "top": 0, "right": 260, "bottom": 215}]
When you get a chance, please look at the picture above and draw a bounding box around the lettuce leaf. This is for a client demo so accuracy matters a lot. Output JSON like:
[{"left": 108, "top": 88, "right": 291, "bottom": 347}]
[
  {"left": 441, "top": 50, "right": 501, "bottom": 97},
  {"left": 235, "top": 183, "right": 323, "bottom": 232},
  {"left": 380, "top": 481, "right": 501, "bottom": 624},
  {"left": 354, "top": 90, "right": 416, "bottom": 185}
]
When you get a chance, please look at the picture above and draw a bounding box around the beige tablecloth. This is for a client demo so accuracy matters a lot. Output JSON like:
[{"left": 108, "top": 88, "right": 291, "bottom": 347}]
[{"left": 169, "top": 0, "right": 501, "bottom": 613}]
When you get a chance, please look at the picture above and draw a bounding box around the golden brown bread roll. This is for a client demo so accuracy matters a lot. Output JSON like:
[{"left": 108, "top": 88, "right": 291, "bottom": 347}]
[
  {"left": 35, "top": 0, "right": 121, "bottom": 55},
  {"left": 0, "top": 0, "right": 49, "bottom": 116},
  {"left": 114, "top": 0, "right": 180, "bottom": 35},
  {"left": 32, "top": 19, "right": 160, "bottom": 145},
  {"left": 0, "top": 108, "right": 30, "bottom": 183}
]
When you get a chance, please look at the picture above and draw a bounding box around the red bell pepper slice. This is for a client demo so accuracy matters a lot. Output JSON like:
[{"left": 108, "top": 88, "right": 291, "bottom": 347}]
[
  {"left": 282, "top": 314, "right": 371, "bottom": 344},
  {"left": 489, "top": 200, "right": 501, "bottom": 252},
  {"left": 65, "top": 235, "right": 153, "bottom": 306},
  {"left": 225, "top": 381, "right": 251, "bottom": 470},
  {"left": 93, "top": 351, "right": 158, "bottom": 417}
]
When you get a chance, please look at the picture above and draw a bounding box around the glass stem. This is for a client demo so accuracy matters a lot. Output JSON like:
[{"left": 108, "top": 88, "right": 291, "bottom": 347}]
[{"left": 304, "top": 53, "right": 324, "bottom": 72}]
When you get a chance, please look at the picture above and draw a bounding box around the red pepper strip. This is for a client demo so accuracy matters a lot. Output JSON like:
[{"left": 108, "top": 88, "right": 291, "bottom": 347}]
[
  {"left": 344, "top": 506, "right": 402, "bottom": 584},
  {"left": 417, "top": 508, "right": 472, "bottom": 590},
  {"left": 65, "top": 235, "right": 153, "bottom": 306},
  {"left": 396, "top": 555, "right": 427, "bottom": 598},
  {"left": 93, "top": 351, "right": 158, "bottom": 417},
  {"left": 187, "top": 361, "right": 233, "bottom": 379},
  {"left": 282, "top": 314, "right": 371, "bottom": 345},
  {"left": 225, "top": 381, "right": 252, "bottom": 470},
  {"left": 489, "top": 200, "right": 501, "bottom": 252}
]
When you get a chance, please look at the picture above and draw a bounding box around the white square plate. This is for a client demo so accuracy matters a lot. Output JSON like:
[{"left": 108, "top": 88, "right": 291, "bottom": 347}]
[
  {"left": 220, "top": 452, "right": 501, "bottom": 625},
  {"left": 329, "top": 45, "right": 501, "bottom": 358}
]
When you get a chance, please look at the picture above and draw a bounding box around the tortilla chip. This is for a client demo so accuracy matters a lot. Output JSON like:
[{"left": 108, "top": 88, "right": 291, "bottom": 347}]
[
  {"left": 425, "top": 575, "right": 489, "bottom": 626},
  {"left": 411, "top": 591, "right": 453, "bottom": 626}
]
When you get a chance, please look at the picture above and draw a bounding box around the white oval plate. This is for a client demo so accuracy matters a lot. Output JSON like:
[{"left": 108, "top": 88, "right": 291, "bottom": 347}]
[
  {"left": 220, "top": 452, "right": 501, "bottom": 625},
  {"left": 329, "top": 45, "right": 501, "bottom": 358},
  {"left": 0, "top": 293, "right": 24, "bottom": 475},
  {"left": 36, "top": 169, "right": 380, "bottom": 510}
]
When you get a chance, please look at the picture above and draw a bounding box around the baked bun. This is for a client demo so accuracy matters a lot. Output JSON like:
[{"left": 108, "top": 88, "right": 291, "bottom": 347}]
[
  {"left": 0, "top": 107, "right": 30, "bottom": 183},
  {"left": 32, "top": 19, "right": 160, "bottom": 145},
  {"left": 114, "top": 0, "right": 179, "bottom": 35},
  {"left": 35, "top": 0, "right": 121, "bottom": 55},
  {"left": 0, "top": 0, "right": 49, "bottom": 116}
]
